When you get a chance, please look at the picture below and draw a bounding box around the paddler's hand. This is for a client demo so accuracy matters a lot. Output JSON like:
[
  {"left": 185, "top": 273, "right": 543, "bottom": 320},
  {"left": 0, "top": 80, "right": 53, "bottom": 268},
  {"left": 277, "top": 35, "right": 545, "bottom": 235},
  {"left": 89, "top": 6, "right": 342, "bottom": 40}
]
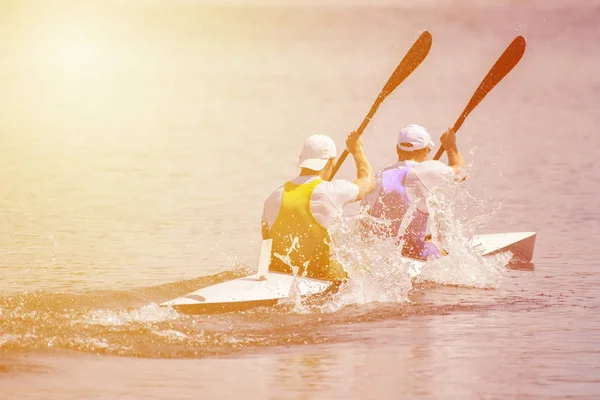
[
  {"left": 346, "top": 131, "right": 364, "bottom": 155},
  {"left": 440, "top": 127, "right": 458, "bottom": 151},
  {"left": 440, "top": 127, "right": 464, "bottom": 174}
]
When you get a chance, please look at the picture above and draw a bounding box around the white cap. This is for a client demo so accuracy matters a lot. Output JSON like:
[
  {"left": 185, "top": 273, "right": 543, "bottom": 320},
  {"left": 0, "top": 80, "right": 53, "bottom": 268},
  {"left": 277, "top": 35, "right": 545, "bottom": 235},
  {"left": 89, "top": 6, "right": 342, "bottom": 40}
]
[
  {"left": 397, "top": 124, "right": 435, "bottom": 151},
  {"left": 297, "top": 134, "right": 337, "bottom": 171}
]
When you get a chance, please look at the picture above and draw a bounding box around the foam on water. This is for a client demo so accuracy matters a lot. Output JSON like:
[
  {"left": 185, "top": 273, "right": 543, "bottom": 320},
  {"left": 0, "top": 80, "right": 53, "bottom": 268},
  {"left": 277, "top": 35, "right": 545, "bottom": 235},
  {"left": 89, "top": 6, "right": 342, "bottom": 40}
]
[{"left": 81, "top": 303, "right": 180, "bottom": 326}]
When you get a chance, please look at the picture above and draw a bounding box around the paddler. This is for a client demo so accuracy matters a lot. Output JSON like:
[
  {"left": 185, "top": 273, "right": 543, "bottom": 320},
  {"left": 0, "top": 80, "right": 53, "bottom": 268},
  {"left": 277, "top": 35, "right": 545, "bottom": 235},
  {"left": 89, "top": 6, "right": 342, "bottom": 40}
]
[
  {"left": 361, "top": 124, "right": 464, "bottom": 259},
  {"left": 261, "top": 131, "right": 374, "bottom": 281}
]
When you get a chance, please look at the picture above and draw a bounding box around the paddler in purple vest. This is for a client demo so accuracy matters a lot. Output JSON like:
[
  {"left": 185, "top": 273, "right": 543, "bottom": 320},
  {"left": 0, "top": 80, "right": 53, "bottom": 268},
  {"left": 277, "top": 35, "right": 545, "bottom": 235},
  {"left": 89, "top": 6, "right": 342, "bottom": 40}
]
[
  {"left": 361, "top": 124, "right": 465, "bottom": 260},
  {"left": 261, "top": 131, "right": 375, "bottom": 281}
]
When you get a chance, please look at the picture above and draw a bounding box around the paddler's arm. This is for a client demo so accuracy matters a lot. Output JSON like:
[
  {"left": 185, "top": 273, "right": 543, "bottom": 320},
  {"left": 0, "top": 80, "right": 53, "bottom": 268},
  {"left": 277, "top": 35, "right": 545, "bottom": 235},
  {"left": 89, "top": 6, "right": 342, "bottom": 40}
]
[
  {"left": 440, "top": 127, "right": 465, "bottom": 175},
  {"left": 346, "top": 131, "right": 375, "bottom": 200}
]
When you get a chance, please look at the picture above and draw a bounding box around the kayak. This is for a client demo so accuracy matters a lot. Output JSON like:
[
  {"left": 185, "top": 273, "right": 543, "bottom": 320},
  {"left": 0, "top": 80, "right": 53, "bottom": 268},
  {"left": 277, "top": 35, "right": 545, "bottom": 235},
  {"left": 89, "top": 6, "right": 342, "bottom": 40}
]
[{"left": 161, "top": 231, "right": 536, "bottom": 314}]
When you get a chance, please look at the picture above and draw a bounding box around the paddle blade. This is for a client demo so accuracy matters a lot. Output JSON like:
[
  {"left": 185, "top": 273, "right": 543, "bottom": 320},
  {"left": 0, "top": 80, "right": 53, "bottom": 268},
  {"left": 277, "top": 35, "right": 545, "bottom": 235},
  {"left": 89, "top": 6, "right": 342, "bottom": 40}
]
[
  {"left": 373, "top": 31, "right": 433, "bottom": 111},
  {"left": 357, "top": 30, "right": 432, "bottom": 135},
  {"left": 454, "top": 35, "right": 526, "bottom": 132},
  {"left": 256, "top": 239, "right": 272, "bottom": 279},
  {"left": 433, "top": 35, "right": 527, "bottom": 161},
  {"left": 329, "top": 31, "right": 432, "bottom": 179}
]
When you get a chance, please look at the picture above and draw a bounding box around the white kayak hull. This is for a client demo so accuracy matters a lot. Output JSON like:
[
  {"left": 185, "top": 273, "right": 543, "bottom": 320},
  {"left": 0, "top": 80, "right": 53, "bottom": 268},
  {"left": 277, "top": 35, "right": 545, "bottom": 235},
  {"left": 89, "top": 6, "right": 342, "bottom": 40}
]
[
  {"left": 473, "top": 231, "right": 536, "bottom": 262},
  {"left": 163, "top": 272, "right": 331, "bottom": 314},
  {"left": 162, "top": 232, "right": 536, "bottom": 314}
]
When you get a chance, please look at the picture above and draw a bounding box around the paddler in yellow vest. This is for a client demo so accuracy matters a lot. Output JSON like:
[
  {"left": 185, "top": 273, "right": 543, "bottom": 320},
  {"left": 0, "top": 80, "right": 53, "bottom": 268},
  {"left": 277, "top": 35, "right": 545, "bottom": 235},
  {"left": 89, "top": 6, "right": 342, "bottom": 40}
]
[{"left": 262, "top": 131, "right": 374, "bottom": 281}]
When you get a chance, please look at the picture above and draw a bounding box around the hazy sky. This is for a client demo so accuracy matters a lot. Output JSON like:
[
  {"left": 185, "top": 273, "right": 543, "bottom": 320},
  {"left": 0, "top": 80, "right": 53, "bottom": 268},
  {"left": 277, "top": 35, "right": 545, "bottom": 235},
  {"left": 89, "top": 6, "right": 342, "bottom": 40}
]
[{"left": 2, "top": 0, "right": 594, "bottom": 9}]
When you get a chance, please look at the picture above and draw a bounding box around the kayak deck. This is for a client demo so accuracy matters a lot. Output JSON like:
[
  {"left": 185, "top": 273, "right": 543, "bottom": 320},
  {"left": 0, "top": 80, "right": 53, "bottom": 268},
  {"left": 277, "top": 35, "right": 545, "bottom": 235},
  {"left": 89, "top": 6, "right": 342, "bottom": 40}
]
[
  {"left": 162, "top": 272, "right": 331, "bottom": 314},
  {"left": 474, "top": 231, "right": 536, "bottom": 261}
]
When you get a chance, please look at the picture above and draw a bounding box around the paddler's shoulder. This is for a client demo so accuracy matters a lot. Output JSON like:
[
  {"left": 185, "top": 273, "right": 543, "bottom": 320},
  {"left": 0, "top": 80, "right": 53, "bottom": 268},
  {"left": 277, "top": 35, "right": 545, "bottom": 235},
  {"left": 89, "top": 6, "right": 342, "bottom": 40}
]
[
  {"left": 317, "top": 178, "right": 359, "bottom": 199},
  {"left": 290, "top": 175, "right": 320, "bottom": 185},
  {"left": 414, "top": 160, "right": 454, "bottom": 174},
  {"left": 320, "top": 178, "right": 357, "bottom": 190}
]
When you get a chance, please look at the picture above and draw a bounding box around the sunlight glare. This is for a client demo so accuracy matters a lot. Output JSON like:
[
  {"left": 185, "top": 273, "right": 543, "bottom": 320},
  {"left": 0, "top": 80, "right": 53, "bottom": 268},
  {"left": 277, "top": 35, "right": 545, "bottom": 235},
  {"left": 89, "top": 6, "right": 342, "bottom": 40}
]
[{"left": 36, "top": 23, "right": 114, "bottom": 78}]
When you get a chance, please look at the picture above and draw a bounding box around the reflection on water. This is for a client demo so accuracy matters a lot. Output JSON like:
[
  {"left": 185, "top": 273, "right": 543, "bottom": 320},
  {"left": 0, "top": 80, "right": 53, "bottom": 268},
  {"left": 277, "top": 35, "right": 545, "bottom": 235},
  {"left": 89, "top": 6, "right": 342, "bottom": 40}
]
[{"left": 507, "top": 261, "right": 535, "bottom": 271}]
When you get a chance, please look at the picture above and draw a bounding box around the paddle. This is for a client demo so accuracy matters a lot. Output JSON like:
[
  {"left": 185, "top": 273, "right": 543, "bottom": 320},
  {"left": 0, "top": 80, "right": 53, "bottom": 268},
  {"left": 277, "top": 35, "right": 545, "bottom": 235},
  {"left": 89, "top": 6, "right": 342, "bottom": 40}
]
[
  {"left": 328, "top": 30, "right": 433, "bottom": 179},
  {"left": 433, "top": 35, "right": 527, "bottom": 161}
]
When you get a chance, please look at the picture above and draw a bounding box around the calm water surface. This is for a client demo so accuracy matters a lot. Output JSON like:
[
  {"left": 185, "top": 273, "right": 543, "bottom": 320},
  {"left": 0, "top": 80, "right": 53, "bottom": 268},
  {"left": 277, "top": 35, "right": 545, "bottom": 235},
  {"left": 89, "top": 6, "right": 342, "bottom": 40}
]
[{"left": 1, "top": 1, "right": 599, "bottom": 399}]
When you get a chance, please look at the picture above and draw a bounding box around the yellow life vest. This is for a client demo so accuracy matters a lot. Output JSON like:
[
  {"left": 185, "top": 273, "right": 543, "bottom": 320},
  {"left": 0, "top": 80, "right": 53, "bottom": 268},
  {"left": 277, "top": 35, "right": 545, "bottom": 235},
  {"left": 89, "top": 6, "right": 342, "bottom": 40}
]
[{"left": 269, "top": 177, "right": 343, "bottom": 281}]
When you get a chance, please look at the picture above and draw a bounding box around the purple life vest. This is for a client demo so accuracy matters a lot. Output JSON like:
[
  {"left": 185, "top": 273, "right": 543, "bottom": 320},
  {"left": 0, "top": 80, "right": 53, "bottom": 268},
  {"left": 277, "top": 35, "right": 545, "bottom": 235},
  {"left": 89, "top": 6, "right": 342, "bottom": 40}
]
[{"left": 367, "top": 164, "right": 440, "bottom": 259}]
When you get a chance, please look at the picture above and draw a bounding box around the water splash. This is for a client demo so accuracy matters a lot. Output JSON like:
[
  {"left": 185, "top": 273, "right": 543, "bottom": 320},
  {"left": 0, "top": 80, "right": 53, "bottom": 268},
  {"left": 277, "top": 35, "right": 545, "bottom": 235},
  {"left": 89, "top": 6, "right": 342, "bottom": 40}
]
[
  {"left": 326, "top": 213, "right": 416, "bottom": 311},
  {"left": 323, "top": 172, "right": 511, "bottom": 310},
  {"left": 419, "top": 175, "right": 510, "bottom": 288}
]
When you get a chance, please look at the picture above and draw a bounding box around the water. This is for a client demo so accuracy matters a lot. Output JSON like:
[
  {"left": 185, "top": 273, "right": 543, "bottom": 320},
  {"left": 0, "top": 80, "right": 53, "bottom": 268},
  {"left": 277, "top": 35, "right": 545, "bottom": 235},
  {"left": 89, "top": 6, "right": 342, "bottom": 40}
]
[{"left": 1, "top": 0, "right": 600, "bottom": 398}]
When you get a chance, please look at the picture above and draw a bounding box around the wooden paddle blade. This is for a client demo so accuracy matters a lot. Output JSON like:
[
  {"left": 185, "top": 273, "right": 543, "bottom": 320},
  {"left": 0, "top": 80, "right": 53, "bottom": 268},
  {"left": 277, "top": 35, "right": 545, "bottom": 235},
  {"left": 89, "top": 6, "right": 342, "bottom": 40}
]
[
  {"left": 329, "top": 31, "right": 432, "bottom": 179},
  {"left": 454, "top": 35, "right": 526, "bottom": 132},
  {"left": 433, "top": 35, "right": 526, "bottom": 161},
  {"left": 374, "top": 32, "right": 432, "bottom": 112},
  {"left": 357, "top": 30, "right": 432, "bottom": 136}
]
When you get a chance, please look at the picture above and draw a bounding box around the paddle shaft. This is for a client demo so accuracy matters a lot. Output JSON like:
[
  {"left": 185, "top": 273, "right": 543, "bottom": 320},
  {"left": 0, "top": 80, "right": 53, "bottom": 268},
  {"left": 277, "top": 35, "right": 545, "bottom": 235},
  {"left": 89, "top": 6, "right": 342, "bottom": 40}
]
[
  {"left": 433, "top": 36, "right": 527, "bottom": 161},
  {"left": 329, "top": 93, "right": 386, "bottom": 177},
  {"left": 328, "top": 31, "right": 432, "bottom": 179}
]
